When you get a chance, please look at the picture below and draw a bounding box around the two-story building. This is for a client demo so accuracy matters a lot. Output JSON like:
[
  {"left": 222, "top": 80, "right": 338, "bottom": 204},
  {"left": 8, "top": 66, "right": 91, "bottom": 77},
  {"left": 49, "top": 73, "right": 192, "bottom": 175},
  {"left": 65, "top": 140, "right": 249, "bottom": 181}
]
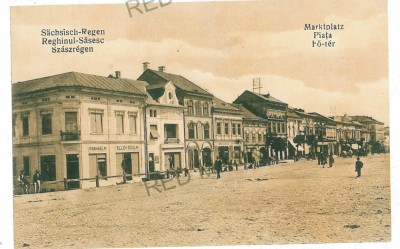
[
  {"left": 138, "top": 65, "right": 214, "bottom": 169},
  {"left": 291, "top": 109, "right": 316, "bottom": 156},
  {"left": 143, "top": 81, "right": 185, "bottom": 172},
  {"left": 234, "top": 91, "right": 288, "bottom": 160},
  {"left": 308, "top": 112, "right": 337, "bottom": 155},
  {"left": 212, "top": 97, "right": 244, "bottom": 165},
  {"left": 235, "top": 104, "right": 268, "bottom": 164},
  {"left": 12, "top": 71, "right": 148, "bottom": 191},
  {"left": 331, "top": 115, "right": 362, "bottom": 154},
  {"left": 286, "top": 108, "right": 304, "bottom": 159}
]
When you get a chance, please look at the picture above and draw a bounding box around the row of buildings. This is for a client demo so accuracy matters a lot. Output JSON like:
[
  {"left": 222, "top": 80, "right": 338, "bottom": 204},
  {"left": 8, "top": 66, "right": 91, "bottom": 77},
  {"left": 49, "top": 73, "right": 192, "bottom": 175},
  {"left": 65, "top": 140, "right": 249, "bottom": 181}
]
[{"left": 12, "top": 64, "right": 388, "bottom": 191}]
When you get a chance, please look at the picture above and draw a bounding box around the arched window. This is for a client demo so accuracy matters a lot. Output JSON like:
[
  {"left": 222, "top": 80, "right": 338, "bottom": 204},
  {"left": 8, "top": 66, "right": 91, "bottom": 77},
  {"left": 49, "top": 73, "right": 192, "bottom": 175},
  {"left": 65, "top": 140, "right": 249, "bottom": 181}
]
[
  {"left": 203, "top": 102, "right": 209, "bottom": 116},
  {"left": 195, "top": 101, "right": 202, "bottom": 116},
  {"left": 203, "top": 123, "right": 210, "bottom": 139},
  {"left": 187, "top": 100, "right": 194, "bottom": 115},
  {"left": 188, "top": 122, "right": 195, "bottom": 139}
]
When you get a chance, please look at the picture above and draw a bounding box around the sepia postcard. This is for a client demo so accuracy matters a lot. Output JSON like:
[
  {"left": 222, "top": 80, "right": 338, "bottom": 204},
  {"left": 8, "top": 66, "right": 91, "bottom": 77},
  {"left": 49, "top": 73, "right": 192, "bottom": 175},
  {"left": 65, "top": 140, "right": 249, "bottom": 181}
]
[{"left": 2, "top": 0, "right": 400, "bottom": 249}]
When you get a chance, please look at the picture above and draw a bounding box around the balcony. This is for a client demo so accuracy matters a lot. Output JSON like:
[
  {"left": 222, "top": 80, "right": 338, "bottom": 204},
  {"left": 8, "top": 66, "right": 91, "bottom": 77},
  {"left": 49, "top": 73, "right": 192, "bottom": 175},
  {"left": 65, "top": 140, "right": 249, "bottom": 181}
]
[
  {"left": 164, "top": 138, "right": 180, "bottom": 144},
  {"left": 60, "top": 130, "right": 80, "bottom": 141}
]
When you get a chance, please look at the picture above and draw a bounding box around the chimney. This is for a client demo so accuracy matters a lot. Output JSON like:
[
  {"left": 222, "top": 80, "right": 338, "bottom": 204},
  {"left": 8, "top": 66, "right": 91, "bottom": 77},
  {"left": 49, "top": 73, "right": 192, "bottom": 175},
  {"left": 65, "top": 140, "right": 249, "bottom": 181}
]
[
  {"left": 143, "top": 62, "right": 150, "bottom": 72},
  {"left": 158, "top": 66, "right": 165, "bottom": 72},
  {"left": 115, "top": 71, "right": 121, "bottom": 79}
]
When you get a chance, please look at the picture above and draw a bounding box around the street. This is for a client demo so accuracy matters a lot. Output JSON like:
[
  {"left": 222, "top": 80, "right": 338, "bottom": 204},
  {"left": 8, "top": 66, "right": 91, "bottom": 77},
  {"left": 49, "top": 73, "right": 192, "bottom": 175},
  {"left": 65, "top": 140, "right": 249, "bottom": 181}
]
[{"left": 13, "top": 154, "right": 390, "bottom": 248}]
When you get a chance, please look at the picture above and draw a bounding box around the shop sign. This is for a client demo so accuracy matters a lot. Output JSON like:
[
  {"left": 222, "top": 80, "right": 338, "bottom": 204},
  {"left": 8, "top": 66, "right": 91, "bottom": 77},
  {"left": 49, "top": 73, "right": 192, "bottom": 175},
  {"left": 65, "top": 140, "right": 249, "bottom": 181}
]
[
  {"left": 88, "top": 146, "right": 107, "bottom": 153},
  {"left": 116, "top": 145, "right": 139, "bottom": 152}
]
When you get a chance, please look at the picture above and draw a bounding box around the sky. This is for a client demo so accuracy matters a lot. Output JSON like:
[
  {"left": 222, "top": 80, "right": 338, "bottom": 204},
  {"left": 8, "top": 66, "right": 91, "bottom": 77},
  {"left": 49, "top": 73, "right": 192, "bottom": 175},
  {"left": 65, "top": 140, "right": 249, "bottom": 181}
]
[{"left": 11, "top": 0, "right": 389, "bottom": 124}]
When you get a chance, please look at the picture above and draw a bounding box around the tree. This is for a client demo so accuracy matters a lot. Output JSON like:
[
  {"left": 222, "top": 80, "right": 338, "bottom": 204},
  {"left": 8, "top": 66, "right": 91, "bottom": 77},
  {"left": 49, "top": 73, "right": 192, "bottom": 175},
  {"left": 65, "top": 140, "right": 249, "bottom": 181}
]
[
  {"left": 293, "top": 134, "right": 306, "bottom": 157},
  {"left": 306, "top": 135, "right": 317, "bottom": 154}
]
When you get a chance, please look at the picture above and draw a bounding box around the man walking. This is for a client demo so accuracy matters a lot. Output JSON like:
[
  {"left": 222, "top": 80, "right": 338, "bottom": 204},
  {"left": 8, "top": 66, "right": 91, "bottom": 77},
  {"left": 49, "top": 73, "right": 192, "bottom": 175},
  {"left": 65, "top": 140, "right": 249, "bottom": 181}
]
[
  {"left": 214, "top": 156, "right": 222, "bottom": 179},
  {"left": 355, "top": 157, "right": 364, "bottom": 177}
]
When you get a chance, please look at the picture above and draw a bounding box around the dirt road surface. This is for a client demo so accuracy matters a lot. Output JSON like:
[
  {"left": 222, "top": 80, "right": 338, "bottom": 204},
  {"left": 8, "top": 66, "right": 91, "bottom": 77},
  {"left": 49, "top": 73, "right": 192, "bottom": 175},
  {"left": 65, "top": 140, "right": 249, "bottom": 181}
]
[{"left": 14, "top": 154, "right": 390, "bottom": 248}]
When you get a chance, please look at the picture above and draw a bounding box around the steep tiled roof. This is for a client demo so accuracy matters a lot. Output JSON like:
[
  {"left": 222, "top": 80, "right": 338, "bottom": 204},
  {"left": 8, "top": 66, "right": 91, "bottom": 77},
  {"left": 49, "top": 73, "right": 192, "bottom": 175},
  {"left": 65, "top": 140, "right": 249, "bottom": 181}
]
[
  {"left": 138, "top": 69, "right": 213, "bottom": 96},
  {"left": 213, "top": 97, "right": 241, "bottom": 112},
  {"left": 349, "top": 115, "right": 384, "bottom": 125},
  {"left": 12, "top": 72, "right": 148, "bottom": 96},
  {"left": 236, "top": 104, "right": 266, "bottom": 121},
  {"left": 308, "top": 112, "right": 336, "bottom": 125},
  {"left": 260, "top": 93, "right": 285, "bottom": 104},
  {"left": 287, "top": 108, "right": 301, "bottom": 119}
]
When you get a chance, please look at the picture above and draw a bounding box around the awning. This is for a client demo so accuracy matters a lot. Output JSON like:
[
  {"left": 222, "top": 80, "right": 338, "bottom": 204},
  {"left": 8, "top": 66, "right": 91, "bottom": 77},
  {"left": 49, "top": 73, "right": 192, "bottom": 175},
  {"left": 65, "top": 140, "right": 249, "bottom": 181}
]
[
  {"left": 289, "top": 139, "right": 304, "bottom": 151},
  {"left": 351, "top": 144, "right": 359, "bottom": 150},
  {"left": 150, "top": 129, "right": 160, "bottom": 139}
]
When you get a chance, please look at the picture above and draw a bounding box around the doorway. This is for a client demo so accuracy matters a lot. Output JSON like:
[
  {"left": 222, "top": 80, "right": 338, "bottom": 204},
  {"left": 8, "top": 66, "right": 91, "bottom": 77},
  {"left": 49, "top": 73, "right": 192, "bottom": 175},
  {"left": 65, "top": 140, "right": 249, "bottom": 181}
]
[{"left": 66, "top": 154, "right": 80, "bottom": 189}]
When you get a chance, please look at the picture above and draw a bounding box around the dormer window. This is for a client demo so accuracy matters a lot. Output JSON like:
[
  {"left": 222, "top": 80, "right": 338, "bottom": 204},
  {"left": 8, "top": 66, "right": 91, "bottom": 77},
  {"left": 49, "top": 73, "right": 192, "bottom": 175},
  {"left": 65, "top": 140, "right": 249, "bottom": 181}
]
[{"left": 168, "top": 92, "right": 172, "bottom": 100}]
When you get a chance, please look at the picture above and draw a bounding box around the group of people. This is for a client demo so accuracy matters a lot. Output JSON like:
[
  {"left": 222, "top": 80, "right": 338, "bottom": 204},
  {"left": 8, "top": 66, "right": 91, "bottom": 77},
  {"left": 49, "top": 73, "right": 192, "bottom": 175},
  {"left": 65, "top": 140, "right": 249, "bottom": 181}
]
[
  {"left": 316, "top": 152, "right": 335, "bottom": 168},
  {"left": 17, "top": 169, "right": 42, "bottom": 194},
  {"left": 213, "top": 152, "right": 365, "bottom": 180}
]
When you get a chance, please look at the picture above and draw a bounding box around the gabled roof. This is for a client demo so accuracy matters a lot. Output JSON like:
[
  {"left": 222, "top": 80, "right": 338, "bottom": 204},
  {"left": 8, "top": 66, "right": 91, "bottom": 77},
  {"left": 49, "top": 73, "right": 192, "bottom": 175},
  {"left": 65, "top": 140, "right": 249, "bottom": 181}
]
[
  {"left": 236, "top": 104, "right": 267, "bottom": 121},
  {"left": 349, "top": 115, "right": 384, "bottom": 125},
  {"left": 138, "top": 69, "right": 213, "bottom": 97},
  {"left": 234, "top": 90, "right": 287, "bottom": 106},
  {"left": 213, "top": 97, "right": 242, "bottom": 112},
  {"left": 287, "top": 108, "right": 301, "bottom": 119},
  {"left": 308, "top": 112, "right": 336, "bottom": 125},
  {"left": 12, "top": 72, "right": 148, "bottom": 96}
]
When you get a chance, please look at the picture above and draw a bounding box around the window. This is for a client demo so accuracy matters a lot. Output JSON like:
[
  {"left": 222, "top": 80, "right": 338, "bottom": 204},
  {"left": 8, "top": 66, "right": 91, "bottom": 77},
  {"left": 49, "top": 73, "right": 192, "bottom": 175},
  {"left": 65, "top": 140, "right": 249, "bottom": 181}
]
[
  {"left": 41, "top": 112, "right": 52, "bottom": 135},
  {"left": 232, "top": 123, "right": 237, "bottom": 135},
  {"left": 168, "top": 92, "right": 172, "bottom": 100},
  {"left": 129, "top": 113, "right": 137, "bottom": 134},
  {"left": 252, "top": 133, "right": 256, "bottom": 143},
  {"left": 195, "top": 101, "right": 202, "bottom": 116},
  {"left": 204, "top": 123, "right": 210, "bottom": 139},
  {"left": 203, "top": 102, "right": 209, "bottom": 116},
  {"left": 65, "top": 112, "right": 78, "bottom": 131},
  {"left": 41, "top": 155, "right": 56, "bottom": 181},
  {"left": 268, "top": 123, "right": 272, "bottom": 133},
  {"left": 258, "top": 133, "right": 262, "bottom": 143},
  {"left": 23, "top": 156, "right": 30, "bottom": 176},
  {"left": 187, "top": 100, "right": 194, "bottom": 115},
  {"left": 282, "top": 123, "right": 286, "bottom": 133},
  {"left": 150, "top": 109, "right": 157, "bottom": 117},
  {"left": 116, "top": 112, "right": 124, "bottom": 134},
  {"left": 217, "top": 122, "right": 222, "bottom": 135},
  {"left": 263, "top": 134, "right": 266, "bottom": 143},
  {"left": 277, "top": 122, "right": 281, "bottom": 133},
  {"left": 91, "top": 97, "right": 100, "bottom": 101},
  {"left": 224, "top": 121, "right": 229, "bottom": 135},
  {"left": 238, "top": 124, "right": 241, "bottom": 135},
  {"left": 22, "top": 113, "right": 29, "bottom": 136},
  {"left": 89, "top": 154, "right": 107, "bottom": 177},
  {"left": 90, "top": 110, "right": 103, "bottom": 133},
  {"left": 165, "top": 124, "right": 177, "bottom": 138},
  {"left": 150, "top": 125, "right": 159, "bottom": 139},
  {"left": 188, "top": 122, "right": 195, "bottom": 139},
  {"left": 245, "top": 133, "right": 250, "bottom": 143}
]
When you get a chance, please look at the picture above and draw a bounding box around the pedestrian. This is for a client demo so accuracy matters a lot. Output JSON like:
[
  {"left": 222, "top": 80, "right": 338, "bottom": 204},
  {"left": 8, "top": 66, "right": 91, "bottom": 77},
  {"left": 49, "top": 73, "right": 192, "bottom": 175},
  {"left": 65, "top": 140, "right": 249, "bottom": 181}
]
[
  {"left": 329, "top": 154, "right": 334, "bottom": 168},
  {"left": 317, "top": 152, "right": 321, "bottom": 165},
  {"left": 19, "top": 170, "right": 29, "bottom": 194},
  {"left": 214, "top": 156, "right": 222, "bottom": 179},
  {"left": 168, "top": 155, "right": 174, "bottom": 169},
  {"left": 33, "top": 170, "right": 42, "bottom": 193},
  {"left": 355, "top": 157, "right": 364, "bottom": 177}
]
